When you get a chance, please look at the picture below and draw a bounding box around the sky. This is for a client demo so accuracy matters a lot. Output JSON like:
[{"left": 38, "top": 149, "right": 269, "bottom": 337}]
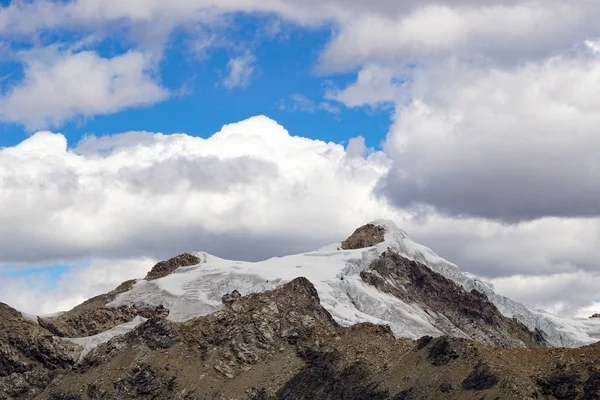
[{"left": 1, "top": 0, "right": 600, "bottom": 318}]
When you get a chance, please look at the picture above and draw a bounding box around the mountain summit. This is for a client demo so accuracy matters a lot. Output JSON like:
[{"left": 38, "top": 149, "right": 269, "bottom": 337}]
[
  {"left": 2, "top": 220, "right": 600, "bottom": 399},
  {"left": 79, "top": 219, "right": 599, "bottom": 348}
]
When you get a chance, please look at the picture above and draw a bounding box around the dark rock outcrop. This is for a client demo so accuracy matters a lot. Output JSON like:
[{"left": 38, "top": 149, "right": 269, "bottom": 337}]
[
  {"left": 0, "top": 368, "right": 53, "bottom": 400},
  {"left": 536, "top": 373, "right": 582, "bottom": 400},
  {"left": 393, "top": 388, "right": 415, "bottom": 400},
  {"left": 361, "top": 250, "right": 547, "bottom": 348},
  {"left": 583, "top": 369, "right": 600, "bottom": 400},
  {"left": 0, "top": 303, "right": 80, "bottom": 379},
  {"left": 113, "top": 363, "right": 177, "bottom": 399},
  {"left": 0, "top": 303, "right": 81, "bottom": 399},
  {"left": 278, "top": 348, "right": 389, "bottom": 400},
  {"left": 461, "top": 363, "right": 499, "bottom": 391},
  {"left": 426, "top": 337, "right": 460, "bottom": 366},
  {"left": 144, "top": 253, "right": 201, "bottom": 281},
  {"left": 176, "top": 277, "right": 338, "bottom": 371},
  {"left": 341, "top": 224, "right": 385, "bottom": 250},
  {"left": 136, "top": 319, "right": 179, "bottom": 350},
  {"left": 222, "top": 290, "right": 242, "bottom": 306}
]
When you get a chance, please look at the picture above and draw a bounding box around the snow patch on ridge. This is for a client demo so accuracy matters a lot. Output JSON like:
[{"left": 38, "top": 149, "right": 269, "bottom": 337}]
[
  {"left": 20, "top": 311, "right": 66, "bottom": 323},
  {"left": 65, "top": 316, "right": 147, "bottom": 361}
]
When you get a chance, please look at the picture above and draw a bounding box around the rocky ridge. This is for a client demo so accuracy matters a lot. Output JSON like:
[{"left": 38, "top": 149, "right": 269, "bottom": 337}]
[
  {"left": 0, "top": 303, "right": 81, "bottom": 400},
  {"left": 144, "top": 253, "right": 201, "bottom": 281},
  {"left": 2, "top": 279, "right": 600, "bottom": 399},
  {"left": 361, "top": 250, "right": 545, "bottom": 348},
  {"left": 340, "top": 223, "right": 385, "bottom": 250},
  {"left": 36, "top": 254, "right": 202, "bottom": 338}
]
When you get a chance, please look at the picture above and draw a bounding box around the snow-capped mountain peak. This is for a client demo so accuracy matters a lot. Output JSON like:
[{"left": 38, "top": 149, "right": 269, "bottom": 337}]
[{"left": 103, "top": 220, "right": 600, "bottom": 348}]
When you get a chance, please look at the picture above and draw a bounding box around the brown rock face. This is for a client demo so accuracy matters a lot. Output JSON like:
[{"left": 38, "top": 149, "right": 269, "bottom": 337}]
[
  {"left": 341, "top": 224, "right": 385, "bottom": 250},
  {"left": 361, "top": 251, "right": 547, "bottom": 348},
  {"left": 4, "top": 280, "right": 600, "bottom": 399},
  {"left": 0, "top": 303, "right": 73, "bottom": 399},
  {"left": 144, "top": 253, "right": 201, "bottom": 281},
  {"left": 222, "top": 290, "right": 242, "bottom": 306},
  {"left": 590, "top": 313, "right": 600, "bottom": 319},
  {"left": 40, "top": 251, "right": 202, "bottom": 339},
  {"left": 38, "top": 280, "right": 169, "bottom": 338},
  {"left": 0, "top": 302, "right": 81, "bottom": 400},
  {"left": 38, "top": 277, "right": 344, "bottom": 399},
  {"left": 0, "top": 303, "right": 81, "bottom": 377}
]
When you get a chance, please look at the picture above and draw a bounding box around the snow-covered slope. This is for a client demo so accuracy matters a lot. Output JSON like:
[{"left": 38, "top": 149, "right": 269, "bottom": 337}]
[
  {"left": 65, "top": 316, "right": 147, "bottom": 361},
  {"left": 108, "top": 220, "right": 600, "bottom": 348}
]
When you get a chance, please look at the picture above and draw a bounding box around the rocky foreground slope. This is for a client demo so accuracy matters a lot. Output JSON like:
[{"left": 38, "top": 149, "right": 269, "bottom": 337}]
[
  {"left": 1, "top": 220, "right": 600, "bottom": 399},
  {"left": 1, "top": 278, "right": 600, "bottom": 399}
]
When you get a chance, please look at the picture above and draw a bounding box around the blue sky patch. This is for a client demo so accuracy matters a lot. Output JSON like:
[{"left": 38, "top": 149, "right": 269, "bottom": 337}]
[{"left": 0, "top": 10, "right": 392, "bottom": 149}]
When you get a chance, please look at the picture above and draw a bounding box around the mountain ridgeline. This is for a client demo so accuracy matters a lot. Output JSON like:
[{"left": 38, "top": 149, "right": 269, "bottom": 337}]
[{"left": 1, "top": 221, "right": 600, "bottom": 399}]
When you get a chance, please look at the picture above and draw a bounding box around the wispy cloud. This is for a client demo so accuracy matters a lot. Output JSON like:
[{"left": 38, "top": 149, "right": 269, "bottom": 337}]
[
  {"left": 222, "top": 52, "right": 256, "bottom": 89},
  {"left": 325, "top": 65, "right": 403, "bottom": 108},
  {"left": 279, "top": 94, "right": 340, "bottom": 114}
]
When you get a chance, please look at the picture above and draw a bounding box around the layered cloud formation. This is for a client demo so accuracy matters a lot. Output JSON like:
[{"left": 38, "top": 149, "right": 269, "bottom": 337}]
[
  {"left": 1, "top": 0, "right": 600, "bottom": 318},
  {"left": 380, "top": 46, "right": 600, "bottom": 222}
]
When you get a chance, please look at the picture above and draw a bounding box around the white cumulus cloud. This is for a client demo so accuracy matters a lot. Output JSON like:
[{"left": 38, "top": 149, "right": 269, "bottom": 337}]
[
  {"left": 0, "top": 115, "right": 394, "bottom": 265},
  {"left": 0, "top": 48, "right": 168, "bottom": 129}
]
